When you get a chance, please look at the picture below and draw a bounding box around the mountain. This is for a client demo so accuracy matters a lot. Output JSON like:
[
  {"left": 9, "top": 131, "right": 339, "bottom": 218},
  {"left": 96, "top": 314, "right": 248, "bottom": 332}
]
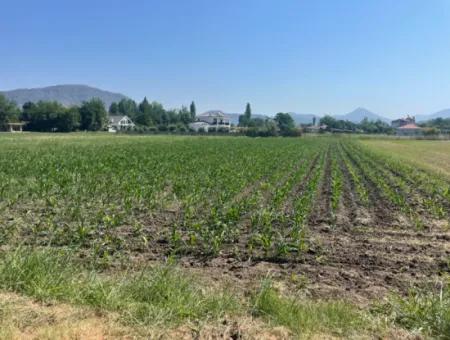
[
  {"left": 416, "top": 109, "right": 450, "bottom": 122},
  {"left": 0, "top": 84, "right": 127, "bottom": 108},
  {"left": 334, "top": 107, "right": 389, "bottom": 123}
]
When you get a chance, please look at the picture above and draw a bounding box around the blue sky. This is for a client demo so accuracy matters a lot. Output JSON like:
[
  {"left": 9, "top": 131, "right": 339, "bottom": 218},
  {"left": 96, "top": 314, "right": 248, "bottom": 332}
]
[{"left": 2, "top": 0, "right": 450, "bottom": 117}]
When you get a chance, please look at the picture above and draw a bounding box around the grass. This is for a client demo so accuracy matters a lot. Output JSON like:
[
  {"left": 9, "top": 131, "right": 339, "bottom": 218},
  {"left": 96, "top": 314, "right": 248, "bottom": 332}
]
[
  {"left": 0, "top": 247, "right": 240, "bottom": 327},
  {"left": 0, "top": 247, "right": 387, "bottom": 338},
  {"left": 374, "top": 280, "right": 450, "bottom": 339},
  {"left": 2, "top": 247, "right": 449, "bottom": 338},
  {"left": 0, "top": 292, "right": 131, "bottom": 339},
  {"left": 360, "top": 138, "right": 450, "bottom": 179},
  {"left": 251, "top": 279, "right": 368, "bottom": 338}
]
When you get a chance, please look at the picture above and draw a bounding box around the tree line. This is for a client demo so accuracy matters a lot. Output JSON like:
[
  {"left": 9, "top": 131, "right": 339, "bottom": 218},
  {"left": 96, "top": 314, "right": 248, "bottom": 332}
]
[
  {"left": 7, "top": 92, "right": 441, "bottom": 135},
  {"left": 419, "top": 117, "right": 450, "bottom": 133},
  {"left": 0, "top": 94, "right": 197, "bottom": 132},
  {"left": 109, "top": 97, "right": 196, "bottom": 131},
  {"left": 238, "top": 103, "right": 301, "bottom": 137},
  {"left": 318, "top": 115, "right": 394, "bottom": 134}
]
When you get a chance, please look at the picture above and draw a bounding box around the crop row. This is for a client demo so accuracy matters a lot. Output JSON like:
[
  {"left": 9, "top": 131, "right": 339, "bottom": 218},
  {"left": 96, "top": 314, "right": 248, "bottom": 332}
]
[{"left": 1, "top": 135, "right": 448, "bottom": 266}]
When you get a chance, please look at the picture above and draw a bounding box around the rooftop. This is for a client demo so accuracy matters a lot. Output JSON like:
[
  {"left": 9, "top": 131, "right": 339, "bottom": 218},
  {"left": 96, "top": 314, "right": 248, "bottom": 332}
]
[
  {"left": 109, "top": 115, "right": 131, "bottom": 124},
  {"left": 397, "top": 123, "right": 421, "bottom": 129},
  {"left": 198, "top": 110, "right": 226, "bottom": 118}
]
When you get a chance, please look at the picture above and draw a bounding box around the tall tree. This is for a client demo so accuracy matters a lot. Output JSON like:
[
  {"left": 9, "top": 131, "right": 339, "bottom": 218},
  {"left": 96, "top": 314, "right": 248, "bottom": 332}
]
[
  {"left": 190, "top": 101, "right": 196, "bottom": 120},
  {"left": 79, "top": 98, "right": 107, "bottom": 131},
  {"left": 244, "top": 103, "right": 252, "bottom": 121},
  {"left": 179, "top": 106, "right": 192, "bottom": 125},
  {"left": 274, "top": 112, "right": 296, "bottom": 135},
  {"left": 20, "top": 100, "right": 79, "bottom": 132},
  {"left": 135, "top": 97, "right": 153, "bottom": 126},
  {"left": 55, "top": 106, "right": 80, "bottom": 132},
  {"left": 109, "top": 102, "right": 119, "bottom": 114},
  {"left": 117, "top": 98, "right": 138, "bottom": 119},
  {"left": 239, "top": 102, "right": 252, "bottom": 127},
  {"left": 0, "top": 94, "right": 19, "bottom": 130},
  {"left": 149, "top": 101, "right": 166, "bottom": 125}
]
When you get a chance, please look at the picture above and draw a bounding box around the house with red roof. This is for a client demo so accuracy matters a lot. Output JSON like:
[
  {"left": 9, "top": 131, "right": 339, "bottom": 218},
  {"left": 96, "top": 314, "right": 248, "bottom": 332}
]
[{"left": 391, "top": 116, "right": 423, "bottom": 136}]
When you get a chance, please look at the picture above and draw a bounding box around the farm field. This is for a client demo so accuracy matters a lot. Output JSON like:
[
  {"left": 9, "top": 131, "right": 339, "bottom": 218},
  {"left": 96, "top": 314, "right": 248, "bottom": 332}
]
[
  {"left": 360, "top": 138, "right": 450, "bottom": 179},
  {"left": 0, "top": 133, "right": 449, "bottom": 338}
]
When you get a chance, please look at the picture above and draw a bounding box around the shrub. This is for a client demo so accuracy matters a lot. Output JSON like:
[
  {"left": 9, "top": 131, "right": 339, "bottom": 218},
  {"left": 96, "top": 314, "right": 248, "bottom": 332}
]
[
  {"left": 280, "top": 128, "right": 302, "bottom": 137},
  {"left": 157, "top": 125, "right": 168, "bottom": 132},
  {"left": 177, "top": 124, "right": 187, "bottom": 133}
]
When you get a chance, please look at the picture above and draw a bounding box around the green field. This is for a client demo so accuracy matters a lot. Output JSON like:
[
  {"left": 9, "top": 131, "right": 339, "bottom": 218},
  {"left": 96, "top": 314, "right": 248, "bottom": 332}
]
[{"left": 1, "top": 134, "right": 449, "bottom": 338}]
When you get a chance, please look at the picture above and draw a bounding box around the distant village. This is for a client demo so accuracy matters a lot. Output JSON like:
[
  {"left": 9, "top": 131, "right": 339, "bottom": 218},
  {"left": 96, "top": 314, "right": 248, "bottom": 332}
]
[
  {"left": 1, "top": 90, "right": 449, "bottom": 137},
  {"left": 101, "top": 111, "right": 448, "bottom": 137}
]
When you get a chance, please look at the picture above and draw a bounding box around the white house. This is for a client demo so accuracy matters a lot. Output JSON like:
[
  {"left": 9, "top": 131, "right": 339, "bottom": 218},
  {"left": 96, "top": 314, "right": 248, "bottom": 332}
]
[
  {"left": 188, "top": 110, "right": 231, "bottom": 132},
  {"left": 108, "top": 115, "right": 135, "bottom": 132},
  {"left": 188, "top": 121, "right": 212, "bottom": 132}
]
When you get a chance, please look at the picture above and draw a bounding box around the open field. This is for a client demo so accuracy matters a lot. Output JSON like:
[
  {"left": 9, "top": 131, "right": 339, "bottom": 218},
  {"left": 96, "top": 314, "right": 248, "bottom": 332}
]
[
  {"left": 1, "top": 134, "right": 449, "bottom": 338},
  {"left": 361, "top": 138, "right": 450, "bottom": 180}
]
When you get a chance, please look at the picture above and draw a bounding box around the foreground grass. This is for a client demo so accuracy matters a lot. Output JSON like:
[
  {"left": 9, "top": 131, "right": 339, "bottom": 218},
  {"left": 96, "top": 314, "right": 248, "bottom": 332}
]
[
  {"left": 251, "top": 280, "right": 367, "bottom": 337},
  {"left": 3, "top": 248, "right": 448, "bottom": 338},
  {"left": 0, "top": 248, "right": 239, "bottom": 328},
  {"left": 0, "top": 292, "right": 132, "bottom": 339},
  {"left": 374, "top": 280, "right": 450, "bottom": 339},
  {"left": 0, "top": 248, "right": 388, "bottom": 338}
]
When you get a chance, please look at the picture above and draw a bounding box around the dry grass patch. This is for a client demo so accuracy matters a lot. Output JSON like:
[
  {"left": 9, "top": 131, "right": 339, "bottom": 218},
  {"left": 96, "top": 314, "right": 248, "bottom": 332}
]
[{"left": 0, "top": 292, "right": 130, "bottom": 339}]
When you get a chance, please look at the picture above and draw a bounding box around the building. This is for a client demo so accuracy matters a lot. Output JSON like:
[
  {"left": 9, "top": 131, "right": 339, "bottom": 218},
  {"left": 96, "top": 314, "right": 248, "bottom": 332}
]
[
  {"left": 391, "top": 115, "right": 415, "bottom": 128},
  {"left": 391, "top": 115, "right": 423, "bottom": 136},
  {"left": 396, "top": 123, "right": 423, "bottom": 136},
  {"left": 188, "top": 110, "right": 231, "bottom": 132},
  {"left": 188, "top": 121, "right": 212, "bottom": 132},
  {"left": 108, "top": 115, "right": 135, "bottom": 132},
  {"left": 6, "top": 122, "right": 26, "bottom": 132},
  {"left": 303, "top": 124, "right": 327, "bottom": 133}
]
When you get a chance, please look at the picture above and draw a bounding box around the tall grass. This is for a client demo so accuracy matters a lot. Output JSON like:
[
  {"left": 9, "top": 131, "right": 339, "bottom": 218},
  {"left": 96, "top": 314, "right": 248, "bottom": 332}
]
[
  {"left": 375, "top": 281, "right": 450, "bottom": 339},
  {"left": 251, "top": 279, "right": 367, "bottom": 337},
  {"left": 0, "top": 247, "right": 240, "bottom": 326}
]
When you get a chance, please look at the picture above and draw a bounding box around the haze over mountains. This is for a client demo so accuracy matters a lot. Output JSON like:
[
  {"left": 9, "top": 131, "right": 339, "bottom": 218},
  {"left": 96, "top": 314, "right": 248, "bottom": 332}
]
[{"left": 1, "top": 84, "right": 450, "bottom": 123}]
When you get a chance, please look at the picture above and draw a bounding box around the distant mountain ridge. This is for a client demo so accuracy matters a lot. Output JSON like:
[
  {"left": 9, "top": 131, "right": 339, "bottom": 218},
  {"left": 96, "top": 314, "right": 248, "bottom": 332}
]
[
  {"left": 333, "top": 107, "right": 389, "bottom": 123},
  {"left": 0, "top": 85, "right": 127, "bottom": 108},
  {"left": 416, "top": 109, "right": 450, "bottom": 122}
]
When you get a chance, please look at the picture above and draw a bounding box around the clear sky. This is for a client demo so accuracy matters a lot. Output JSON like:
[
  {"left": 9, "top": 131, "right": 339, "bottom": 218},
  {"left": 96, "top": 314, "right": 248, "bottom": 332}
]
[{"left": 2, "top": 0, "right": 450, "bottom": 117}]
